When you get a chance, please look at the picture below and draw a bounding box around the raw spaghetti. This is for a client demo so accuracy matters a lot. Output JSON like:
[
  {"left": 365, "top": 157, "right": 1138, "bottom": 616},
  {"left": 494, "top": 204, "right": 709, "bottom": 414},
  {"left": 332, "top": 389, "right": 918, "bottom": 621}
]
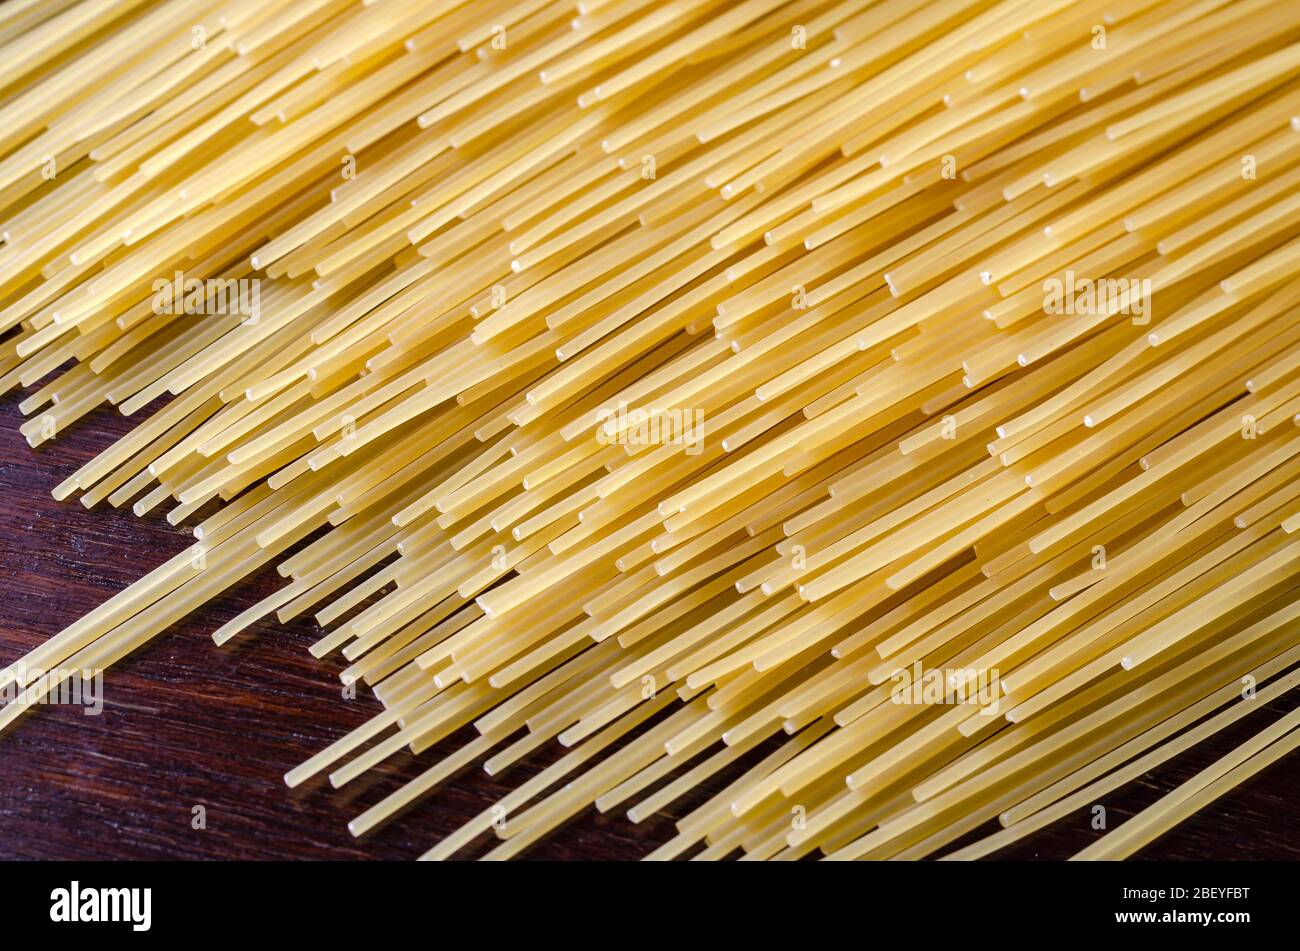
[{"left": 0, "top": 0, "right": 1297, "bottom": 860}]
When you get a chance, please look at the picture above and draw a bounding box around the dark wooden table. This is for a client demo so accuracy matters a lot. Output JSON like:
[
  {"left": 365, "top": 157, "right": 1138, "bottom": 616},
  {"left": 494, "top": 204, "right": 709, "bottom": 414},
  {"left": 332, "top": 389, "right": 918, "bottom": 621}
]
[{"left": 0, "top": 394, "right": 1296, "bottom": 860}]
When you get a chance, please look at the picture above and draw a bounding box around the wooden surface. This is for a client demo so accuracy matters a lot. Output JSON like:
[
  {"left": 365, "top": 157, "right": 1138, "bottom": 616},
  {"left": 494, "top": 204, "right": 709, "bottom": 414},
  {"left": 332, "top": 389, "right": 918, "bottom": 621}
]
[{"left": 0, "top": 393, "right": 1296, "bottom": 861}]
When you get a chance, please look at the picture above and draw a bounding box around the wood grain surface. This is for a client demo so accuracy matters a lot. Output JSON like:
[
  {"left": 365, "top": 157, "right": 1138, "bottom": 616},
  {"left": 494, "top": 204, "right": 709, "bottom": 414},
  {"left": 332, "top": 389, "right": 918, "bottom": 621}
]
[{"left": 0, "top": 393, "right": 1296, "bottom": 861}]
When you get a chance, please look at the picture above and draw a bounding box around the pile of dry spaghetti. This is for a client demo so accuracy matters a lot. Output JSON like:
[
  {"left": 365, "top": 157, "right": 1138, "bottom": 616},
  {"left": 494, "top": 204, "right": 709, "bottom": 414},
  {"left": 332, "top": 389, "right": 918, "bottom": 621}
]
[{"left": 1, "top": 0, "right": 1299, "bottom": 860}]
